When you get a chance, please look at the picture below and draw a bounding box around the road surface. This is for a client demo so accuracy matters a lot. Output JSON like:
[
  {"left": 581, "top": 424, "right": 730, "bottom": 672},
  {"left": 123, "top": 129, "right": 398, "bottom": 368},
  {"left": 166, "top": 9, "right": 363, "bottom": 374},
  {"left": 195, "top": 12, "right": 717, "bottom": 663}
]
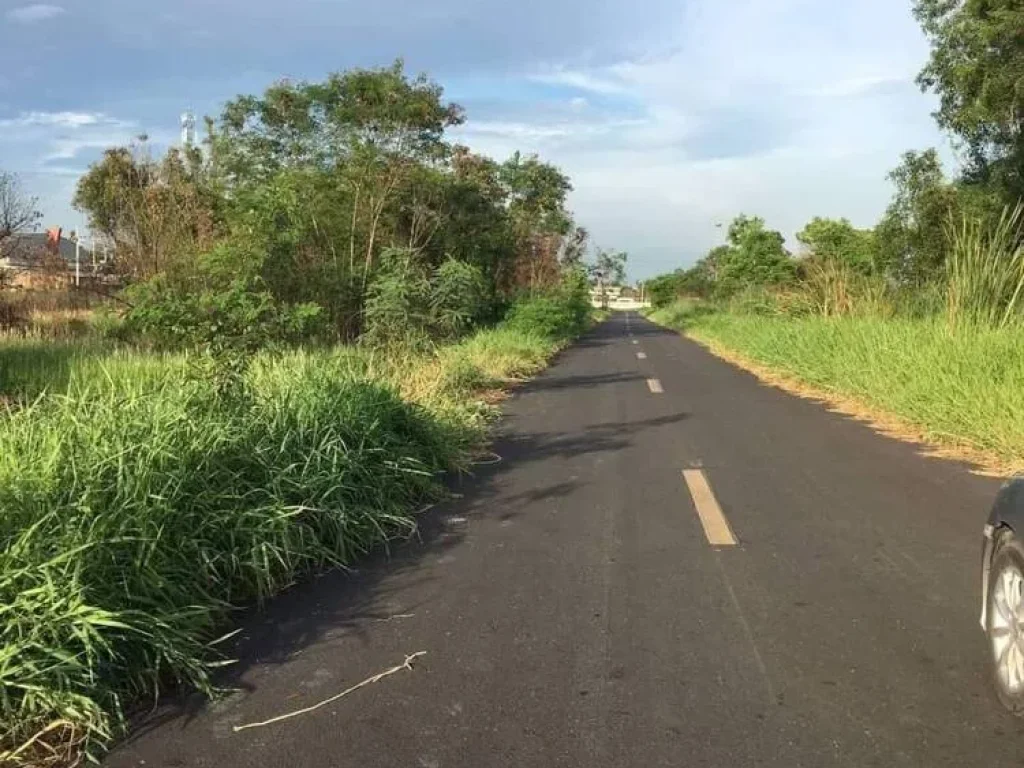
[{"left": 108, "top": 312, "right": 1024, "bottom": 767}]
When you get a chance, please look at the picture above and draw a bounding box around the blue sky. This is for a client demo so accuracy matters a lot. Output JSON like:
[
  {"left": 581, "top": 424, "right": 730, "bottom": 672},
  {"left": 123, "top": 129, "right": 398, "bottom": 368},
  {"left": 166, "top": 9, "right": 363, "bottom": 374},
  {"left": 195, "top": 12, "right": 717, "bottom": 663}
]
[{"left": 0, "top": 0, "right": 951, "bottom": 279}]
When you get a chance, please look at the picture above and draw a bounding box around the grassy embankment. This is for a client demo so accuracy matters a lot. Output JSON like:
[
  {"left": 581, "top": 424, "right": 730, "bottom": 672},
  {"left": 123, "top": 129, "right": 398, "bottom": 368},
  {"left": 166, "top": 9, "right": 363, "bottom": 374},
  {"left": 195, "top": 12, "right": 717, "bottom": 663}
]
[
  {"left": 0, "top": 307, "right": 586, "bottom": 766},
  {"left": 648, "top": 300, "right": 1024, "bottom": 474}
]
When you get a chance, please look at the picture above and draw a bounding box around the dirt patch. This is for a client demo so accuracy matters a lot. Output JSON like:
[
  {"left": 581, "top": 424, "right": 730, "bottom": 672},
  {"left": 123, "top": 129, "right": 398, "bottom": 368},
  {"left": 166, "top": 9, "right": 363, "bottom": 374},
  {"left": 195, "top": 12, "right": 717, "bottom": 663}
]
[{"left": 687, "top": 331, "right": 1020, "bottom": 479}]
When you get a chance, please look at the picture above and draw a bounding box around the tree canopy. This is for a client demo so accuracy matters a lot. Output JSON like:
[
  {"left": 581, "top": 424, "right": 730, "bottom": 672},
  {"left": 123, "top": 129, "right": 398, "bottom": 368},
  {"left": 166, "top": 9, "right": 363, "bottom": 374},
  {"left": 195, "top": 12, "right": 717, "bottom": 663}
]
[
  {"left": 914, "top": 0, "right": 1024, "bottom": 200},
  {"left": 73, "top": 61, "right": 599, "bottom": 341},
  {"left": 715, "top": 215, "right": 795, "bottom": 293},
  {"left": 796, "top": 218, "right": 877, "bottom": 274}
]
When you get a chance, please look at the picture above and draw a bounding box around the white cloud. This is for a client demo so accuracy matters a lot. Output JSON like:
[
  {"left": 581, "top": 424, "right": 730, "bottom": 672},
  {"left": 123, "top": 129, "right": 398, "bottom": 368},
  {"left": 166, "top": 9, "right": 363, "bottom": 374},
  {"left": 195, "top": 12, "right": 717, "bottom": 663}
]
[
  {"left": 462, "top": 0, "right": 947, "bottom": 277},
  {"left": 529, "top": 69, "right": 628, "bottom": 96},
  {"left": 6, "top": 4, "right": 66, "bottom": 24},
  {"left": 812, "top": 75, "right": 909, "bottom": 99},
  {"left": 458, "top": 116, "right": 644, "bottom": 142},
  {"left": 0, "top": 111, "right": 144, "bottom": 174},
  {"left": 44, "top": 138, "right": 128, "bottom": 161},
  {"left": 0, "top": 111, "right": 116, "bottom": 129}
]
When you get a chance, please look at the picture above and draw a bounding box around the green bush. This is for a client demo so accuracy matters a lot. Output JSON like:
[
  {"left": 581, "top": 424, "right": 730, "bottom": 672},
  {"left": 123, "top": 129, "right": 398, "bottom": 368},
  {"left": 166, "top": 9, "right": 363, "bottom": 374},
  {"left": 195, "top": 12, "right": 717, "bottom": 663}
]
[
  {"left": 430, "top": 258, "right": 489, "bottom": 338},
  {"left": 362, "top": 248, "right": 433, "bottom": 349},
  {"left": 504, "top": 270, "right": 591, "bottom": 341},
  {"left": 363, "top": 252, "right": 495, "bottom": 347},
  {"left": 945, "top": 203, "right": 1024, "bottom": 330},
  {"left": 125, "top": 277, "right": 323, "bottom": 353}
]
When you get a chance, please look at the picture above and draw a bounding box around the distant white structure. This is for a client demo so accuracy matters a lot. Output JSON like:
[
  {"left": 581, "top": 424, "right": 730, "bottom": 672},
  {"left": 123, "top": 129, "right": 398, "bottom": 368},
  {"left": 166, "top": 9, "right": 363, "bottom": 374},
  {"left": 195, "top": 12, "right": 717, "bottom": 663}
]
[
  {"left": 589, "top": 284, "right": 651, "bottom": 310},
  {"left": 181, "top": 111, "right": 196, "bottom": 146}
]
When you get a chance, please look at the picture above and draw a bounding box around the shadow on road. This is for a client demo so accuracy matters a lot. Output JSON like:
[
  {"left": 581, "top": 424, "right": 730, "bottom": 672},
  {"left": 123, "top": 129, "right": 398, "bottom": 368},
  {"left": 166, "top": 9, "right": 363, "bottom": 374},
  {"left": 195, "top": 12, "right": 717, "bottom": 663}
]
[
  {"left": 524, "top": 371, "right": 646, "bottom": 392},
  {"left": 112, "top": 319, "right": 687, "bottom": 755}
]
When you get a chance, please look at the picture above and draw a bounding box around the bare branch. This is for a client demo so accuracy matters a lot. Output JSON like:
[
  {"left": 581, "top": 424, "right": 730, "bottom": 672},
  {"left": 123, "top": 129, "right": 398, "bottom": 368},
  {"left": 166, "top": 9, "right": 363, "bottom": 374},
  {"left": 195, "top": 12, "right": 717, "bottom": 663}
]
[{"left": 0, "top": 171, "right": 42, "bottom": 259}]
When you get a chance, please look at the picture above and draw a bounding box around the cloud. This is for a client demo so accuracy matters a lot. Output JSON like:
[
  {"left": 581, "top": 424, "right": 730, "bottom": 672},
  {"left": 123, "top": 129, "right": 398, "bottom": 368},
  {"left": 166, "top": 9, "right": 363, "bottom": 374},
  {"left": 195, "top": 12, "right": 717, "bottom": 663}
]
[
  {"left": 44, "top": 138, "right": 127, "bottom": 162},
  {"left": 0, "top": 110, "right": 144, "bottom": 172},
  {"left": 6, "top": 4, "right": 65, "bottom": 24},
  {"left": 812, "top": 75, "right": 910, "bottom": 99},
  {"left": 529, "top": 69, "right": 629, "bottom": 96},
  {"left": 0, "top": 111, "right": 115, "bottom": 129},
  {"left": 450, "top": 0, "right": 948, "bottom": 276},
  {"left": 457, "top": 116, "right": 644, "bottom": 142}
]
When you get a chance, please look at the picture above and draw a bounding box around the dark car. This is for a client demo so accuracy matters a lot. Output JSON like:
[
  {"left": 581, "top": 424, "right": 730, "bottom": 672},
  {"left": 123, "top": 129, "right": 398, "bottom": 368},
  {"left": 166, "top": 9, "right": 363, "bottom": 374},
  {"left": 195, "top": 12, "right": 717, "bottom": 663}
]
[{"left": 981, "top": 478, "right": 1024, "bottom": 713}]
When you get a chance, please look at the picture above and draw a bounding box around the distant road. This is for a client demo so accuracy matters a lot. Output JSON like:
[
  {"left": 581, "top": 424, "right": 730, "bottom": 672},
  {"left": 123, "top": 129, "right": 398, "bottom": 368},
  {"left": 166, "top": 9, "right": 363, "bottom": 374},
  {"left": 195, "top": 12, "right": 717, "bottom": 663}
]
[{"left": 109, "top": 312, "right": 1024, "bottom": 767}]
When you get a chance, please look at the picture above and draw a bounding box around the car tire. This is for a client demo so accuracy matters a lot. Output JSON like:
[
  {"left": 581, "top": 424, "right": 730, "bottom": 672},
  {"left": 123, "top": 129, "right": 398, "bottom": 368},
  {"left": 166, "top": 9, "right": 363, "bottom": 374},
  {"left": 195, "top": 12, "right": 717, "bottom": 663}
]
[{"left": 987, "top": 534, "right": 1024, "bottom": 714}]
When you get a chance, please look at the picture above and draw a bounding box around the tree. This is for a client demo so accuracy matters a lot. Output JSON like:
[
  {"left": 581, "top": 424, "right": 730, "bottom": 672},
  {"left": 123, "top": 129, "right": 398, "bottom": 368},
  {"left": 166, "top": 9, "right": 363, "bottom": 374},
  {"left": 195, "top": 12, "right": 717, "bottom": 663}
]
[
  {"left": 435, "top": 146, "right": 517, "bottom": 289},
  {"left": 645, "top": 270, "right": 686, "bottom": 307},
  {"left": 0, "top": 171, "right": 41, "bottom": 260},
  {"left": 589, "top": 248, "right": 628, "bottom": 285},
  {"left": 211, "top": 61, "right": 465, "bottom": 286},
  {"left": 715, "top": 214, "right": 795, "bottom": 294},
  {"left": 73, "top": 141, "right": 220, "bottom": 281},
  {"left": 70, "top": 61, "right": 580, "bottom": 344},
  {"left": 560, "top": 225, "right": 590, "bottom": 269},
  {"left": 874, "top": 149, "right": 961, "bottom": 282},
  {"left": 914, "top": 0, "right": 1024, "bottom": 201},
  {"left": 500, "top": 151, "right": 574, "bottom": 290},
  {"left": 796, "top": 217, "right": 878, "bottom": 273}
]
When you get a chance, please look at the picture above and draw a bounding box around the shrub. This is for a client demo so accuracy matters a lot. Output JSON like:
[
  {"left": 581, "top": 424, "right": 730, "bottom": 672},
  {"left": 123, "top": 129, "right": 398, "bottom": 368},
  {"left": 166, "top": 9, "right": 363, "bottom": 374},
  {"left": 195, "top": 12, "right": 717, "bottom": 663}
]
[
  {"left": 362, "top": 248, "right": 433, "bottom": 349},
  {"left": 124, "top": 277, "right": 323, "bottom": 393},
  {"left": 504, "top": 270, "right": 591, "bottom": 341},
  {"left": 430, "top": 258, "right": 488, "bottom": 338}
]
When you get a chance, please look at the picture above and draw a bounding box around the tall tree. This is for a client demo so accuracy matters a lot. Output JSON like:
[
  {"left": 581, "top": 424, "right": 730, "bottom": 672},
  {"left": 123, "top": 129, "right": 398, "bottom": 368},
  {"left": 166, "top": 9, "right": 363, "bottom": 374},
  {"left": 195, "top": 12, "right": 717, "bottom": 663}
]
[
  {"left": 914, "top": 0, "right": 1024, "bottom": 199},
  {"left": 874, "top": 149, "right": 961, "bottom": 282},
  {"left": 498, "top": 152, "right": 573, "bottom": 290},
  {"left": 560, "top": 225, "right": 590, "bottom": 269},
  {"left": 212, "top": 60, "right": 464, "bottom": 285}
]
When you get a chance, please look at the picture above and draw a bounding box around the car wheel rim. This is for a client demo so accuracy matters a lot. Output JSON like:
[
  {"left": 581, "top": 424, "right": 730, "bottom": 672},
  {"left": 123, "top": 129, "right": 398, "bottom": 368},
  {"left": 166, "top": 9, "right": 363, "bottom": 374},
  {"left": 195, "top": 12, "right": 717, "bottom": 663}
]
[{"left": 991, "top": 564, "right": 1024, "bottom": 694}]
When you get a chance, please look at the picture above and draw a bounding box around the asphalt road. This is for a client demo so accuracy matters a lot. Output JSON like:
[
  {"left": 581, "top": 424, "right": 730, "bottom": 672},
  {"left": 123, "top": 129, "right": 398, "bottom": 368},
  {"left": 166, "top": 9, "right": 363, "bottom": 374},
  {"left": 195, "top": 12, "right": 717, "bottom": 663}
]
[{"left": 108, "top": 312, "right": 1024, "bottom": 767}]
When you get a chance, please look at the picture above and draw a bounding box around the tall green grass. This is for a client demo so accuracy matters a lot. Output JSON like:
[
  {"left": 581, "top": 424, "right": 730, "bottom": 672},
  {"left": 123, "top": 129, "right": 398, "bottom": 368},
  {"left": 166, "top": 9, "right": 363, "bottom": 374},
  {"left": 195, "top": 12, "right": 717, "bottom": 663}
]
[
  {"left": 651, "top": 304, "right": 1024, "bottom": 466},
  {"left": 0, "top": 337, "right": 100, "bottom": 402},
  {"left": 945, "top": 203, "right": 1024, "bottom": 330},
  {"left": 0, "top": 299, "right": 576, "bottom": 766},
  {"left": 1, "top": 357, "right": 467, "bottom": 765}
]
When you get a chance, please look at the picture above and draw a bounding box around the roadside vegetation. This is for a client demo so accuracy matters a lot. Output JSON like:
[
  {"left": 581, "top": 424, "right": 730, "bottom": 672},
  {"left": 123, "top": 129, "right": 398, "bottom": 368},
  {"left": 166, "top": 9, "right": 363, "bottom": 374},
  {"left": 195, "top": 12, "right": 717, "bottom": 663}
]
[
  {"left": 646, "top": 0, "right": 1024, "bottom": 473},
  {"left": 0, "top": 61, "right": 613, "bottom": 766}
]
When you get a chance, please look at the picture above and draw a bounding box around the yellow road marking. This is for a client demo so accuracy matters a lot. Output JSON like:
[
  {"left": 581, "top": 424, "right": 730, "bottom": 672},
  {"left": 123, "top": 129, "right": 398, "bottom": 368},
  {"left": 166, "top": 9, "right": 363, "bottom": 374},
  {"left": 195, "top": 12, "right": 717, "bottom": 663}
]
[
  {"left": 647, "top": 378, "right": 663, "bottom": 393},
  {"left": 683, "top": 469, "right": 737, "bottom": 547}
]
